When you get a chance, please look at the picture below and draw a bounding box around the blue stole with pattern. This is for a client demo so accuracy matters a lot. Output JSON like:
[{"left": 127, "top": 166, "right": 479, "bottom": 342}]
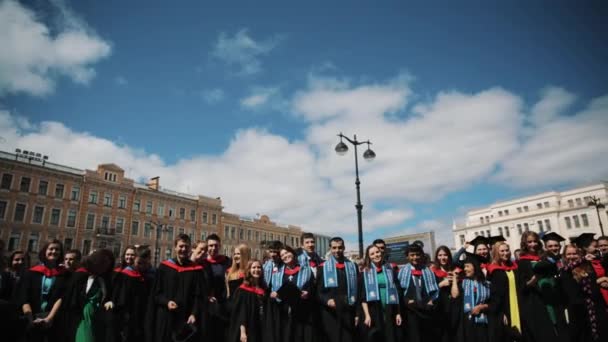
[
  {"left": 363, "top": 265, "right": 399, "bottom": 304},
  {"left": 263, "top": 260, "right": 276, "bottom": 287},
  {"left": 323, "top": 256, "right": 357, "bottom": 305},
  {"left": 271, "top": 264, "right": 312, "bottom": 302},
  {"left": 397, "top": 264, "right": 439, "bottom": 300},
  {"left": 463, "top": 279, "right": 490, "bottom": 323}
]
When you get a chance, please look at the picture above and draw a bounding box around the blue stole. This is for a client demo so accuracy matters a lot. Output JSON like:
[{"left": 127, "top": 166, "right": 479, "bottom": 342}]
[
  {"left": 298, "top": 250, "right": 311, "bottom": 266},
  {"left": 363, "top": 265, "right": 399, "bottom": 305},
  {"left": 271, "top": 264, "right": 312, "bottom": 302},
  {"left": 263, "top": 260, "right": 276, "bottom": 287},
  {"left": 323, "top": 256, "right": 357, "bottom": 305},
  {"left": 463, "top": 279, "right": 490, "bottom": 324},
  {"left": 397, "top": 264, "right": 439, "bottom": 300}
]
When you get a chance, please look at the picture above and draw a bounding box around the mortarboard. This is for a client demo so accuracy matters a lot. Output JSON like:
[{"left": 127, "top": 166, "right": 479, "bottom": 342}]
[
  {"left": 469, "top": 236, "right": 489, "bottom": 247},
  {"left": 570, "top": 233, "right": 596, "bottom": 249},
  {"left": 541, "top": 232, "right": 565, "bottom": 243},
  {"left": 488, "top": 235, "right": 507, "bottom": 246}
]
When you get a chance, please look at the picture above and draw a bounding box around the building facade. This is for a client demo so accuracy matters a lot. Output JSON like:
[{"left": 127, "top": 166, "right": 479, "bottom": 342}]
[
  {"left": 384, "top": 231, "right": 437, "bottom": 266},
  {"left": 452, "top": 182, "right": 608, "bottom": 250},
  {"left": 0, "top": 150, "right": 306, "bottom": 264}
]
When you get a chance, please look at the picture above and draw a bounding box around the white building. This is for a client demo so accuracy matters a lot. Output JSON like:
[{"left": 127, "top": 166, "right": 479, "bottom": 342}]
[{"left": 453, "top": 182, "right": 608, "bottom": 250}]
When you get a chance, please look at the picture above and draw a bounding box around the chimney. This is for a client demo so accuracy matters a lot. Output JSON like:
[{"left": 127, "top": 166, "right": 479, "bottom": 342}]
[{"left": 148, "top": 176, "right": 160, "bottom": 191}]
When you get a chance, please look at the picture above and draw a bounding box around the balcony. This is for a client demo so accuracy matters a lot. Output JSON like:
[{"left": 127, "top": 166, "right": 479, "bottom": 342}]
[{"left": 96, "top": 227, "right": 117, "bottom": 236}]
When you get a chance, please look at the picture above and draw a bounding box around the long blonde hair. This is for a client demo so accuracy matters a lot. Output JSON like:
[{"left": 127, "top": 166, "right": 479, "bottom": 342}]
[
  {"left": 491, "top": 242, "right": 514, "bottom": 266},
  {"left": 227, "top": 243, "right": 251, "bottom": 280}
]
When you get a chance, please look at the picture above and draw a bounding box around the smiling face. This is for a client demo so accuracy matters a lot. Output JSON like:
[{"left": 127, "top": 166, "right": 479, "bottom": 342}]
[
  {"left": 11, "top": 252, "right": 26, "bottom": 270},
  {"left": 545, "top": 240, "right": 561, "bottom": 256},
  {"left": 303, "top": 238, "right": 315, "bottom": 253},
  {"left": 280, "top": 249, "right": 295, "bottom": 265},
  {"left": 368, "top": 246, "right": 382, "bottom": 265},
  {"left": 233, "top": 247, "right": 241, "bottom": 264},
  {"left": 436, "top": 249, "right": 449, "bottom": 266},
  {"left": 267, "top": 249, "right": 280, "bottom": 263},
  {"left": 174, "top": 239, "right": 191, "bottom": 262},
  {"left": 564, "top": 246, "right": 581, "bottom": 264},
  {"left": 464, "top": 262, "right": 475, "bottom": 278},
  {"left": 475, "top": 244, "right": 489, "bottom": 258},
  {"left": 207, "top": 239, "right": 220, "bottom": 257},
  {"left": 46, "top": 243, "right": 61, "bottom": 264},
  {"left": 526, "top": 235, "right": 540, "bottom": 254},
  {"left": 330, "top": 240, "right": 345, "bottom": 260},
  {"left": 407, "top": 251, "right": 421, "bottom": 266},
  {"left": 498, "top": 244, "right": 511, "bottom": 263},
  {"left": 124, "top": 248, "right": 136, "bottom": 266},
  {"left": 250, "top": 261, "right": 262, "bottom": 278},
  {"left": 599, "top": 238, "right": 608, "bottom": 255}
]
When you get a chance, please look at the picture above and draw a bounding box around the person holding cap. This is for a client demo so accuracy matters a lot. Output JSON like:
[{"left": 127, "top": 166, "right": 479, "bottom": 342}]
[
  {"left": 454, "top": 236, "right": 490, "bottom": 272},
  {"left": 541, "top": 232, "right": 566, "bottom": 269},
  {"left": 571, "top": 233, "right": 608, "bottom": 306}
]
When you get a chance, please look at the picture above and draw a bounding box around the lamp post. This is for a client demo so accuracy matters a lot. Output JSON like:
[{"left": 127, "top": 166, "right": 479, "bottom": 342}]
[
  {"left": 588, "top": 196, "right": 606, "bottom": 236},
  {"left": 335, "top": 133, "right": 376, "bottom": 258},
  {"left": 149, "top": 222, "right": 168, "bottom": 266}
]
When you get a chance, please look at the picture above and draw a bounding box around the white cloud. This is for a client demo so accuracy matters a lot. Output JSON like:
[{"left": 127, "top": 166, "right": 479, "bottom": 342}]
[
  {"left": 211, "top": 28, "right": 283, "bottom": 76},
  {"left": 0, "top": 0, "right": 111, "bottom": 96},
  {"left": 240, "top": 87, "right": 279, "bottom": 108},
  {"left": 201, "top": 88, "right": 225, "bottom": 104}
]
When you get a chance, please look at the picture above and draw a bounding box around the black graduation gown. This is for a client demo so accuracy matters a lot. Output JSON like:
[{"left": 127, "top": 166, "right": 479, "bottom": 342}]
[
  {"left": 559, "top": 267, "right": 608, "bottom": 342},
  {"left": 358, "top": 268, "right": 401, "bottom": 342},
  {"left": 145, "top": 259, "right": 204, "bottom": 342},
  {"left": 316, "top": 263, "right": 358, "bottom": 342},
  {"left": 486, "top": 267, "right": 523, "bottom": 342},
  {"left": 266, "top": 266, "right": 317, "bottom": 342},
  {"left": 112, "top": 267, "right": 152, "bottom": 342},
  {"left": 431, "top": 267, "right": 459, "bottom": 342},
  {"left": 18, "top": 264, "right": 69, "bottom": 342},
  {"left": 0, "top": 270, "right": 26, "bottom": 342},
  {"left": 517, "top": 258, "right": 569, "bottom": 342},
  {"left": 203, "top": 255, "right": 231, "bottom": 341},
  {"left": 227, "top": 285, "right": 266, "bottom": 342},
  {"left": 399, "top": 270, "right": 440, "bottom": 342},
  {"left": 454, "top": 281, "right": 490, "bottom": 342}
]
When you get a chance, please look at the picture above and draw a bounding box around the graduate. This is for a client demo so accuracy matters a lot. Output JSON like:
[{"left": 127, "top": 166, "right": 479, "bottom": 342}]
[
  {"left": 572, "top": 233, "right": 608, "bottom": 305},
  {"left": 64, "top": 249, "right": 83, "bottom": 272},
  {"left": 359, "top": 244, "right": 402, "bottom": 342},
  {"left": 451, "top": 253, "right": 491, "bottom": 342},
  {"left": 113, "top": 246, "right": 152, "bottom": 342},
  {"left": 3, "top": 250, "right": 29, "bottom": 341},
  {"left": 297, "top": 233, "right": 324, "bottom": 277},
  {"left": 431, "top": 245, "right": 459, "bottom": 342},
  {"left": 560, "top": 243, "right": 608, "bottom": 342},
  {"left": 146, "top": 234, "right": 204, "bottom": 342},
  {"left": 317, "top": 237, "right": 359, "bottom": 342},
  {"left": 542, "top": 232, "right": 566, "bottom": 269},
  {"left": 517, "top": 231, "right": 568, "bottom": 342},
  {"left": 18, "top": 239, "right": 69, "bottom": 342},
  {"left": 397, "top": 242, "right": 440, "bottom": 342},
  {"left": 227, "top": 260, "right": 267, "bottom": 342},
  {"left": 486, "top": 242, "right": 522, "bottom": 342},
  {"left": 267, "top": 245, "right": 316, "bottom": 342},
  {"left": 227, "top": 244, "right": 252, "bottom": 298},
  {"left": 191, "top": 240, "right": 207, "bottom": 264},
  {"left": 63, "top": 248, "right": 115, "bottom": 342},
  {"left": 204, "top": 233, "right": 232, "bottom": 341},
  {"left": 454, "top": 236, "right": 490, "bottom": 271},
  {"left": 263, "top": 240, "right": 283, "bottom": 288}
]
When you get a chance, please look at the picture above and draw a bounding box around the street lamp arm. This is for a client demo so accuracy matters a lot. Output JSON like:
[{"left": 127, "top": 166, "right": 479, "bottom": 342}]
[{"left": 337, "top": 133, "right": 368, "bottom": 146}]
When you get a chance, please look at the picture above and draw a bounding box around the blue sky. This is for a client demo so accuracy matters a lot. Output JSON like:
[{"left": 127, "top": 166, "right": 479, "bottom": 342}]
[{"left": 1, "top": 0, "right": 607, "bottom": 248}]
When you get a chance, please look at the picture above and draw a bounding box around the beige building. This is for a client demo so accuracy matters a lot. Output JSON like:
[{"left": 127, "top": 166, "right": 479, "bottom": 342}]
[
  {"left": 452, "top": 182, "right": 608, "bottom": 250},
  {"left": 0, "top": 149, "right": 305, "bottom": 264},
  {"left": 384, "top": 231, "right": 437, "bottom": 266}
]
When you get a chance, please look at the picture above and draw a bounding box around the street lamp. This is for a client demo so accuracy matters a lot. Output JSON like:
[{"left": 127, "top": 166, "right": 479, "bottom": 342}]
[
  {"left": 148, "top": 222, "right": 168, "bottom": 266},
  {"left": 335, "top": 132, "right": 376, "bottom": 258},
  {"left": 588, "top": 196, "right": 606, "bottom": 236}
]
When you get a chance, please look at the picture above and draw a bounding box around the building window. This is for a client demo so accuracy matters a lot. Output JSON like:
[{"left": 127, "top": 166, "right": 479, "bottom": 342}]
[
  {"left": 485, "top": 216, "right": 490, "bottom": 222},
  {"left": 517, "top": 224, "right": 522, "bottom": 235},
  {"left": 165, "top": 248, "right": 172, "bottom": 260},
  {"left": 82, "top": 240, "right": 92, "bottom": 255},
  {"left": 224, "top": 225, "right": 229, "bottom": 239},
  {"left": 523, "top": 206, "right": 529, "bottom": 212},
  {"left": 573, "top": 215, "right": 581, "bottom": 228},
  {"left": 248, "top": 230, "right": 252, "bottom": 240},
  {"left": 27, "top": 233, "right": 40, "bottom": 252},
  {"left": 480, "top": 217, "right": 484, "bottom": 224},
  {"left": 517, "top": 207, "right": 522, "bottom": 213},
  {"left": 118, "top": 195, "right": 126, "bottom": 209},
  {"left": 536, "top": 203, "right": 542, "bottom": 209},
  {"left": 486, "top": 229, "right": 491, "bottom": 236},
  {"left": 8, "top": 232, "right": 21, "bottom": 251},
  {"left": 239, "top": 228, "right": 244, "bottom": 240},
  {"left": 543, "top": 201, "right": 550, "bottom": 208},
  {"left": 167, "top": 226, "right": 174, "bottom": 241},
  {"left": 212, "top": 214, "right": 217, "bottom": 225},
  {"left": 158, "top": 203, "right": 165, "bottom": 216},
  {"left": 523, "top": 223, "right": 529, "bottom": 231},
  {"left": 475, "top": 232, "right": 479, "bottom": 236},
  {"left": 178, "top": 227, "right": 184, "bottom": 235},
  {"left": 537, "top": 220, "right": 544, "bottom": 232},
  {"left": 255, "top": 231, "right": 259, "bottom": 241},
  {"left": 55, "top": 184, "right": 64, "bottom": 198},
  {"left": 498, "top": 227, "right": 503, "bottom": 236},
  {"left": 1, "top": 173, "right": 13, "bottom": 190},
  {"left": 263, "top": 233, "right": 267, "bottom": 241},
  {"left": 544, "top": 219, "right": 551, "bottom": 231},
  {"left": 86, "top": 213, "right": 95, "bottom": 229},
  {"left": 50, "top": 208, "right": 61, "bottom": 225},
  {"left": 144, "top": 222, "right": 152, "bottom": 238},
  {"left": 575, "top": 198, "right": 582, "bottom": 206},
  {"left": 504, "top": 209, "right": 509, "bottom": 215},
  {"left": 567, "top": 199, "right": 574, "bottom": 208},
  {"left": 202, "top": 212, "right": 208, "bottom": 223},
  {"left": 14, "top": 203, "right": 26, "bottom": 222},
  {"left": 71, "top": 186, "right": 80, "bottom": 201},
  {"left": 190, "top": 209, "right": 196, "bottom": 222},
  {"left": 146, "top": 201, "right": 153, "bottom": 214},
  {"left": 179, "top": 208, "right": 185, "bottom": 219},
  {"left": 498, "top": 211, "right": 503, "bottom": 217},
  {"left": 101, "top": 216, "right": 110, "bottom": 229},
  {"left": 89, "top": 191, "right": 98, "bottom": 204},
  {"left": 19, "top": 177, "right": 31, "bottom": 192},
  {"left": 116, "top": 218, "right": 124, "bottom": 234},
  {"left": 38, "top": 180, "right": 48, "bottom": 195},
  {"left": 201, "top": 231, "right": 207, "bottom": 241},
  {"left": 581, "top": 214, "right": 589, "bottom": 227},
  {"left": 504, "top": 226, "right": 510, "bottom": 237},
  {"left": 0, "top": 200, "right": 7, "bottom": 219},
  {"left": 67, "top": 209, "right": 77, "bottom": 227},
  {"left": 565, "top": 217, "right": 572, "bottom": 229},
  {"left": 133, "top": 200, "right": 141, "bottom": 212},
  {"left": 231, "top": 227, "right": 236, "bottom": 240},
  {"left": 102, "top": 193, "right": 112, "bottom": 207},
  {"left": 131, "top": 221, "right": 139, "bottom": 236},
  {"left": 270, "top": 233, "right": 274, "bottom": 240},
  {"left": 64, "top": 238, "right": 73, "bottom": 250},
  {"left": 169, "top": 207, "right": 174, "bottom": 218}
]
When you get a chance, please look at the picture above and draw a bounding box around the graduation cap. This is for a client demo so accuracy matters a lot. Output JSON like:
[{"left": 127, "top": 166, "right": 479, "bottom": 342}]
[
  {"left": 488, "top": 235, "right": 506, "bottom": 246},
  {"left": 570, "top": 233, "right": 596, "bottom": 249},
  {"left": 277, "top": 281, "right": 302, "bottom": 306},
  {"left": 541, "top": 232, "right": 565, "bottom": 243},
  {"left": 469, "top": 236, "right": 489, "bottom": 248}
]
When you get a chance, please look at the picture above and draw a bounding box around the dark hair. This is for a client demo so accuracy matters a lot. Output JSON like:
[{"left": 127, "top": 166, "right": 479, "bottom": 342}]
[
  {"left": 406, "top": 243, "right": 423, "bottom": 255},
  {"left": 433, "top": 245, "right": 454, "bottom": 271},
  {"left": 83, "top": 249, "right": 115, "bottom": 276},
  {"left": 330, "top": 237, "right": 344, "bottom": 245},
  {"left": 174, "top": 233, "right": 191, "bottom": 246},
  {"left": 463, "top": 258, "right": 486, "bottom": 282},
  {"left": 206, "top": 233, "right": 221, "bottom": 243},
  {"left": 266, "top": 240, "right": 283, "bottom": 251},
  {"left": 301, "top": 232, "right": 315, "bottom": 242},
  {"left": 280, "top": 245, "right": 297, "bottom": 258},
  {"left": 598, "top": 236, "right": 608, "bottom": 242},
  {"left": 135, "top": 246, "right": 151, "bottom": 259},
  {"left": 120, "top": 245, "right": 137, "bottom": 268},
  {"left": 362, "top": 244, "right": 381, "bottom": 270},
  {"left": 242, "top": 260, "right": 262, "bottom": 287},
  {"left": 520, "top": 231, "right": 542, "bottom": 255},
  {"left": 65, "top": 249, "right": 82, "bottom": 261},
  {"left": 38, "top": 239, "right": 64, "bottom": 265},
  {"left": 372, "top": 239, "right": 386, "bottom": 245},
  {"left": 10, "top": 250, "right": 30, "bottom": 270}
]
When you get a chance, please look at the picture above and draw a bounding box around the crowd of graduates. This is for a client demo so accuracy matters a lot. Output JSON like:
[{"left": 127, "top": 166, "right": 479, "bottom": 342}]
[{"left": 0, "top": 230, "right": 607, "bottom": 342}]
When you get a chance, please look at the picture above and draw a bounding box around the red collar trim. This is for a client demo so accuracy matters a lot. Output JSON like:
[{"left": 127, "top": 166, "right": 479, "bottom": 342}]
[
  {"left": 519, "top": 255, "right": 540, "bottom": 261},
  {"left": 113, "top": 267, "right": 122, "bottom": 273},
  {"left": 239, "top": 284, "right": 265, "bottom": 296},
  {"left": 309, "top": 261, "right": 317, "bottom": 267},
  {"left": 335, "top": 262, "right": 345, "bottom": 269},
  {"left": 285, "top": 266, "right": 301, "bottom": 275},
  {"left": 75, "top": 267, "right": 89, "bottom": 273},
  {"left": 30, "top": 264, "right": 67, "bottom": 277},
  {"left": 411, "top": 269, "right": 423, "bottom": 276},
  {"left": 206, "top": 255, "right": 227, "bottom": 264},
  {"left": 121, "top": 268, "right": 144, "bottom": 281},
  {"left": 161, "top": 260, "right": 203, "bottom": 272},
  {"left": 486, "top": 263, "right": 518, "bottom": 274},
  {"left": 431, "top": 267, "right": 449, "bottom": 279}
]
